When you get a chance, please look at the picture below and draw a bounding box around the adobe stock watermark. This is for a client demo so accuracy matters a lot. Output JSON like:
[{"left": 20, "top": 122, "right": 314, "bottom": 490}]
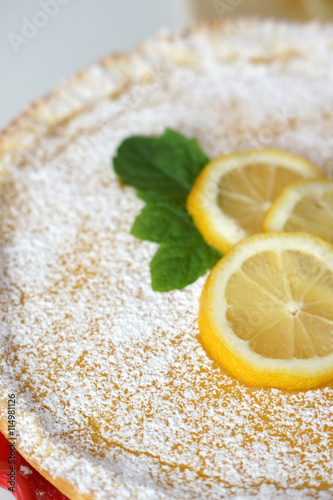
[
  {"left": 7, "top": 0, "right": 73, "bottom": 54},
  {"left": 56, "top": 62, "right": 168, "bottom": 167},
  {"left": 213, "top": 0, "right": 244, "bottom": 18},
  {"left": 188, "top": 107, "right": 293, "bottom": 217}
]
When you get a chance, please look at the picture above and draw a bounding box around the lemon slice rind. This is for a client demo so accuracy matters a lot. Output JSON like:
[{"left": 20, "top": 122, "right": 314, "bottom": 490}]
[
  {"left": 199, "top": 232, "right": 333, "bottom": 390},
  {"left": 263, "top": 178, "right": 333, "bottom": 239},
  {"left": 187, "top": 149, "right": 322, "bottom": 254}
]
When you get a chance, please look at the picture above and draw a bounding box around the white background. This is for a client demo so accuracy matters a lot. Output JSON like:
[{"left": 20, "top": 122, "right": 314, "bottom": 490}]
[{"left": 0, "top": 0, "right": 191, "bottom": 129}]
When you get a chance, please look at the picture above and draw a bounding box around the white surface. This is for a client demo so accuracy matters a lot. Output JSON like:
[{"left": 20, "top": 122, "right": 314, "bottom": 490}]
[
  {"left": 0, "top": 488, "right": 15, "bottom": 500},
  {"left": 0, "top": 0, "right": 189, "bottom": 129}
]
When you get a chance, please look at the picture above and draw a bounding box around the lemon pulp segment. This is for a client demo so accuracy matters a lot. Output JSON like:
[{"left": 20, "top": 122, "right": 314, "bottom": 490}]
[
  {"left": 187, "top": 150, "right": 321, "bottom": 254},
  {"left": 264, "top": 179, "right": 333, "bottom": 244},
  {"left": 199, "top": 233, "right": 333, "bottom": 390}
]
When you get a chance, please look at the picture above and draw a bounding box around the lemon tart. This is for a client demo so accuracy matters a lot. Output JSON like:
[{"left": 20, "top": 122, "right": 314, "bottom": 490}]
[{"left": 0, "top": 20, "right": 333, "bottom": 500}]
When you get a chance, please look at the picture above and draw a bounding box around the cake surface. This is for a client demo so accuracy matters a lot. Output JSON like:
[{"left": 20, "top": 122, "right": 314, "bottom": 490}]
[{"left": 0, "top": 19, "right": 333, "bottom": 500}]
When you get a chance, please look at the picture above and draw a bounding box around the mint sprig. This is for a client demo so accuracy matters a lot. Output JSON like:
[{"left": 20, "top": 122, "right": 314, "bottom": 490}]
[
  {"left": 113, "top": 129, "right": 222, "bottom": 292},
  {"left": 131, "top": 203, "right": 192, "bottom": 243},
  {"left": 150, "top": 234, "right": 221, "bottom": 292}
]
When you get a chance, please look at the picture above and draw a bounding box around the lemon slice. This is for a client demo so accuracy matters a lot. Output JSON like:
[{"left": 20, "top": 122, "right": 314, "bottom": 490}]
[
  {"left": 264, "top": 179, "right": 333, "bottom": 245},
  {"left": 187, "top": 149, "right": 321, "bottom": 254},
  {"left": 199, "top": 232, "right": 333, "bottom": 390}
]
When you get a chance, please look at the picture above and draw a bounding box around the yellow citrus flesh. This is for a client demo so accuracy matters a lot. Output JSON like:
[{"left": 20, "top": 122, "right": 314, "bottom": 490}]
[
  {"left": 187, "top": 149, "right": 321, "bottom": 254},
  {"left": 199, "top": 232, "right": 333, "bottom": 390},
  {"left": 264, "top": 178, "right": 333, "bottom": 245}
]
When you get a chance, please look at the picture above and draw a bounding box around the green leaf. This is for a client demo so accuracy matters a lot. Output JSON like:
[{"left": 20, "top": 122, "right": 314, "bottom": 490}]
[
  {"left": 136, "top": 187, "right": 186, "bottom": 203},
  {"left": 112, "top": 129, "right": 209, "bottom": 200},
  {"left": 131, "top": 203, "right": 194, "bottom": 243},
  {"left": 113, "top": 136, "right": 186, "bottom": 195},
  {"left": 150, "top": 234, "right": 221, "bottom": 292},
  {"left": 112, "top": 128, "right": 221, "bottom": 292},
  {"left": 155, "top": 129, "right": 209, "bottom": 190}
]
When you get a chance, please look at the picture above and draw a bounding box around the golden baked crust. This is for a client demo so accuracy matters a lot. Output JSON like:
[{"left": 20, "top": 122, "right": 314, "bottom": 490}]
[{"left": 0, "top": 19, "right": 333, "bottom": 500}]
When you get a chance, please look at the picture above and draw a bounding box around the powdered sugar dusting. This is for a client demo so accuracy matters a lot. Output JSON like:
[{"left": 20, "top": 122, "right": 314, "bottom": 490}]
[{"left": 0, "top": 20, "right": 333, "bottom": 499}]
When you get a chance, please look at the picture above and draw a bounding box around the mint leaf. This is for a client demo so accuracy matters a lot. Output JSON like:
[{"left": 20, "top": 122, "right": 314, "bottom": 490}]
[
  {"left": 136, "top": 187, "right": 186, "bottom": 203},
  {"left": 113, "top": 129, "right": 209, "bottom": 200},
  {"left": 113, "top": 136, "right": 186, "bottom": 196},
  {"left": 156, "top": 129, "right": 209, "bottom": 190},
  {"left": 150, "top": 234, "right": 221, "bottom": 292},
  {"left": 112, "top": 129, "right": 222, "bottom": 292},
  {"left": 131, "top": 203, "right": 193, "bottom": 243}
]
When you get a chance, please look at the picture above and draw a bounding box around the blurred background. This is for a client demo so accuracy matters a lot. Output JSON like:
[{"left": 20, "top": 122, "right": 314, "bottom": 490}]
[{"left": 1, "top": 0, "right": 333, "bottom": 130}]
